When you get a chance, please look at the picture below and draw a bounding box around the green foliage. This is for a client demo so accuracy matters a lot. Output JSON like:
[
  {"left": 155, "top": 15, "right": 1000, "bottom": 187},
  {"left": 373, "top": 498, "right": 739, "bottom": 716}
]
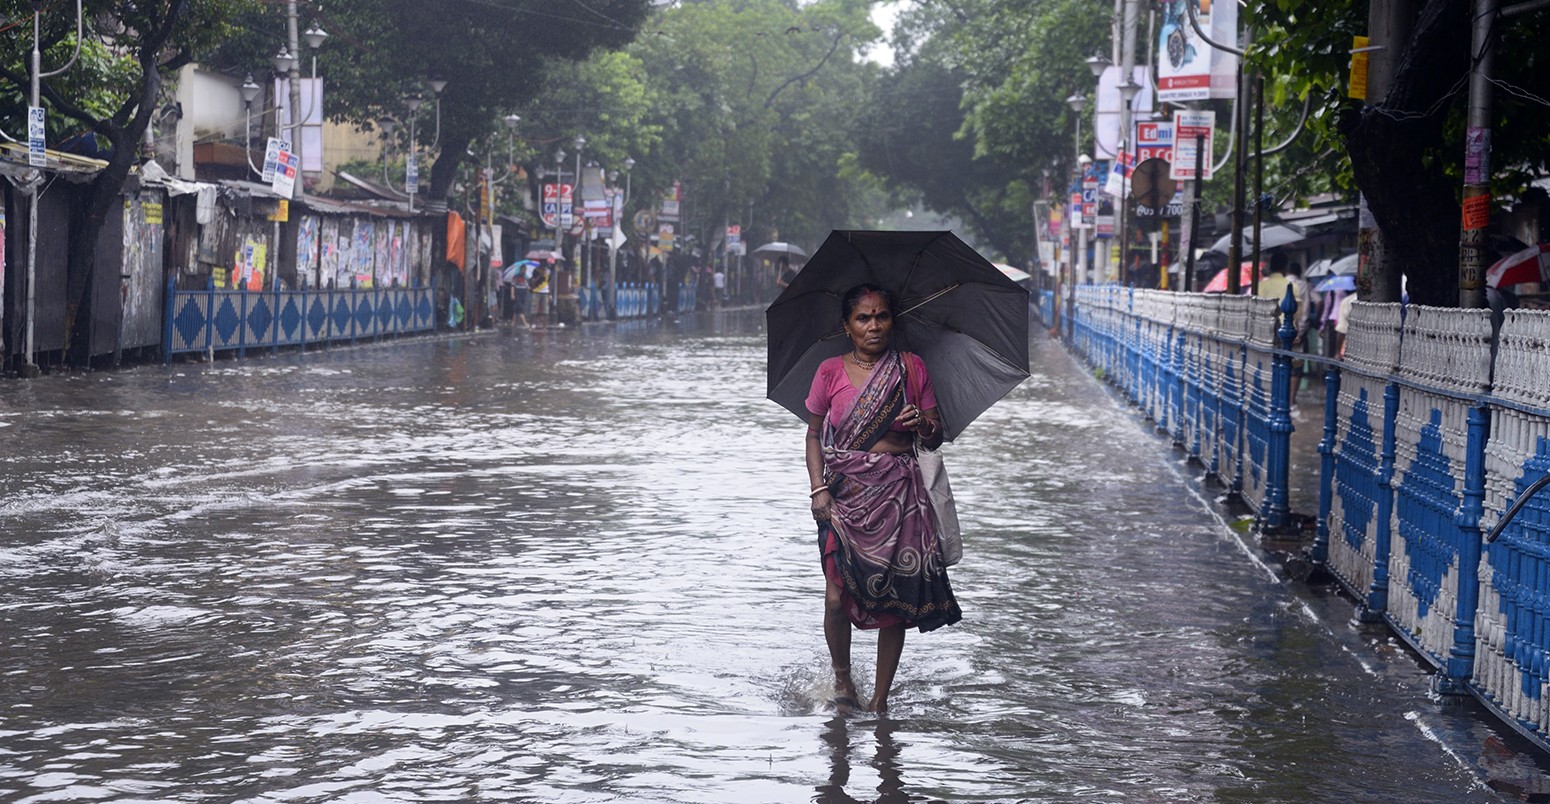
[
  {"left": 856, "top": 0, "right": 1108, "bottom": 264},
  {"left": 622, "top": 0, "right": 882, "bottom": 250}
]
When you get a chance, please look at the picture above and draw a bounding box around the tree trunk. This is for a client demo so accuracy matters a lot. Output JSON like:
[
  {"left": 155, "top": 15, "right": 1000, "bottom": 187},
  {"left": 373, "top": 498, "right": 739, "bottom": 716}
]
[
  {"left": 1340, "top": 0, "right": 1468, "bottom": 308},
  {"left": 65, "top": 74, "right": 160, "bottom": 365}
]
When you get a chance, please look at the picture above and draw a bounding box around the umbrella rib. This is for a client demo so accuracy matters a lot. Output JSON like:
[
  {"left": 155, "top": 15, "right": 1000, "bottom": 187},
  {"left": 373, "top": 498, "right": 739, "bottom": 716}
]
[{"left": 898, "top": 283, "right": 961, "bottom": 318}]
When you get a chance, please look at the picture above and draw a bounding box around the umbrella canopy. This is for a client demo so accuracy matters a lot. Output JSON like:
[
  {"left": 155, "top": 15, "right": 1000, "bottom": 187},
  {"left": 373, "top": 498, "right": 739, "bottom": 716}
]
[
  {"left": 1313, "top": 273, "right": 1357, "bottom": 294},
  {"left": 1201, "top": 262, "right": 1266, "bottom": 293},
  {"left": 767, "top": 230, "right": 1030, "bottom": 441},
  {"left": 500, "top": 259, "right": 539, "bottom": 286},
  {"left": 1305, "top": 253, "right": 1357, "bottom": 280},
  {"left": 1207, "top": 223, "right": 1305, "bottom": 255},
  {"left": 1486, "top": 243, "right": 1550, "bottom": 288},
  {"left": 753, "top": 241, "right": 808, "bottom": 259}
]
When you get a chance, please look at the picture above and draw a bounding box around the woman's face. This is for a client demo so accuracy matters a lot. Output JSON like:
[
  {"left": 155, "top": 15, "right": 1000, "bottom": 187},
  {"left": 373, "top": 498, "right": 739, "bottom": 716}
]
[{"left": 844, "top": 292, "right": 894, "bottom": 355}]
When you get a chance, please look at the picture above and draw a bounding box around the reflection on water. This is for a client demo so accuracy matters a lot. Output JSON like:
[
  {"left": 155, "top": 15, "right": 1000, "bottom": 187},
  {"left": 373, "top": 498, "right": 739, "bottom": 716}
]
[{"left": 0, "top": 313, "right": 1540, "bottom": 802}]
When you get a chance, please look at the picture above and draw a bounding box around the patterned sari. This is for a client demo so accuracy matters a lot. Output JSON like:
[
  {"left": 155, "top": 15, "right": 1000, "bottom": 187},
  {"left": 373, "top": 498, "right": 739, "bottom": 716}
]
[{"left": 819, "top": 351, "right": 962, "bottom": 632}]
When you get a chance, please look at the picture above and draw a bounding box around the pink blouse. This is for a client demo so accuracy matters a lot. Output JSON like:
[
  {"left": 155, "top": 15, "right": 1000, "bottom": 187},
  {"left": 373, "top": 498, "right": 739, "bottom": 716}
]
[{"left": 805, "top": 353, "right": 938, "bottom": 430}]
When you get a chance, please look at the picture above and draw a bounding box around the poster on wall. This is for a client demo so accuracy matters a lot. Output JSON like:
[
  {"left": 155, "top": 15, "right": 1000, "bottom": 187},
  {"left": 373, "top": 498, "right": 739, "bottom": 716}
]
[
  {"left": 1156, "top": 1, "right": 1239, "bottom": 102},
  {"left": 297, "top": 215, "right": 321, "bottom": 289},
  {"left": 388, "top": 222, "right": 406, "bottom": 288},
  {"left": 373, "top": 222, "right": 389, "bottom": 289},
  {"left": 354, "top": 219, "right": 375, "bottom": 288},
  {"left": 334, "top": 225, "right": 353, "bottom": 289}
]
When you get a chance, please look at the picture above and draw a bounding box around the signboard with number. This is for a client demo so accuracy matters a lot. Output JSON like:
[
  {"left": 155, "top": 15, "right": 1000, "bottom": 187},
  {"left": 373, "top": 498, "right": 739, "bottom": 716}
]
[
  {"left": 726, "top": 225, "right": 741, "bottom": 248},
  {"left": 1169, "top": 111, "right": 1215, "bottom": 181},
  {"left": 27, "top": 107, "right": 46, "bottom": 167},
  {"left": 406, "top": 152, "right": 419, "bottom": 195}
]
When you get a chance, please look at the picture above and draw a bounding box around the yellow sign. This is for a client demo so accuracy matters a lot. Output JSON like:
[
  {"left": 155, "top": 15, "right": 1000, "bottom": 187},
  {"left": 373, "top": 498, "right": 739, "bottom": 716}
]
[
  {"left": 143, "top": 202, "right": 163, "bottom": 225},
  {"left": 267, "top": 199, "right": 289, "bottom": 222},
  {"left": 1348, "top": 36, "right": 1370, "bottom": 100}
]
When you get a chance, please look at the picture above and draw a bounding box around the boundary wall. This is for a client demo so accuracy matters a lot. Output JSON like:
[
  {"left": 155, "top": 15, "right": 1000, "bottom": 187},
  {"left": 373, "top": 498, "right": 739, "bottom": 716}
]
[{"left": 1068, "top": 286, "right": 1550, "bottom": 752}]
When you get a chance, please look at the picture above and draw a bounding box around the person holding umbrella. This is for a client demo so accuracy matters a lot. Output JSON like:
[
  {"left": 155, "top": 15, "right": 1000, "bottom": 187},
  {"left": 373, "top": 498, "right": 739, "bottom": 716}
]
[
  {"left": 804, "top": 283, "right": 961, "bottom": 714},
  {"left": 769, "top": 230, "right": 1031, "bottom": 714}
]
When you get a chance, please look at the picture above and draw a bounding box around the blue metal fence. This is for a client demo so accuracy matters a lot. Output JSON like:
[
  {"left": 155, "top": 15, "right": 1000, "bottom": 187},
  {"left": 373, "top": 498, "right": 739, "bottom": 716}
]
[
  {"left": 1069, "top": 288, "right": 1550, "bottom": 753},
  {"left": 162, "top": 279, "right": 437, "bottom": 362},
  {"left": 1074, "top": 285, "right": 1287, "bottom": 520}
]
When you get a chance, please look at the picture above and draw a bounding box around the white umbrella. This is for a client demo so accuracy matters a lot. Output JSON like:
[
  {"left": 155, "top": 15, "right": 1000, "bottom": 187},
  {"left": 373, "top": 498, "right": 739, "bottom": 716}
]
[
  {"left": 1207, "top": 223, "right": 1305, "bottom": 255},
  {"left": 752, "top": 241, "right": 808, "bottom": 260}
]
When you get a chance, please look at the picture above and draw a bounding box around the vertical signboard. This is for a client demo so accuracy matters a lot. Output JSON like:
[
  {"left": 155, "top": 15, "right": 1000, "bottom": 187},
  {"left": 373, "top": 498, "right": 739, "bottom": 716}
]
[
  {"left": 27, "top": 107, "right": 46, "bottom": 167},
  {"left": 271, "top": 144, "right": 299, "bottom": 198},
  {"left": 262, "top": 138, "right": 285, "bottom": 183},
  {"left": 1169, "top": 111, "right": 1215, "bottom": 181},
  {"left": 1157, "top": 1, "right": 1239, "bottom": 102}
]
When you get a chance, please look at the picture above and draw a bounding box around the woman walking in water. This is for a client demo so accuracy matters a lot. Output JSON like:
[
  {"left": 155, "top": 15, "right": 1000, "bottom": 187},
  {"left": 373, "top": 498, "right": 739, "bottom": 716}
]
[{"left": 804, "top": 283, "right": 961, "bottom": 714}]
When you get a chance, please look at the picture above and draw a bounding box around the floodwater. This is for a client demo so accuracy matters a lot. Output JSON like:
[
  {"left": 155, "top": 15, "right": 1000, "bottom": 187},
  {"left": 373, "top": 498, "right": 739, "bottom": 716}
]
[{"left": 0, "top": 311, "right": 1545, "bottom": 803}]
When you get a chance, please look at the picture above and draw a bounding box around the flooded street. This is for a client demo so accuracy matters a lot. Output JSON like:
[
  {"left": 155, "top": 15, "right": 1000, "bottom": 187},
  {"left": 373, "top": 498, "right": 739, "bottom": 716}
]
[{"left": 0, "top": 311, "right": 1542, "bottom": 802}]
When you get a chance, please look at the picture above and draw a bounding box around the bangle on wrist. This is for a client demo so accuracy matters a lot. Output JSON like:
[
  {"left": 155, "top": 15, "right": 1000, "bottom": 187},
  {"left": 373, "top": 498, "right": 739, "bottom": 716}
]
[{"left": 809, "top": 486, "right": 828, "bottom": 498}]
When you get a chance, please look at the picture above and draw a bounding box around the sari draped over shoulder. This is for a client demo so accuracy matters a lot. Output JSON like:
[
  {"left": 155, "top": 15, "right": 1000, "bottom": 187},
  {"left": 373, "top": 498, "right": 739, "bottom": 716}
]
[{"left": 818, "top": 351, "right": 962, "bottom": 632}]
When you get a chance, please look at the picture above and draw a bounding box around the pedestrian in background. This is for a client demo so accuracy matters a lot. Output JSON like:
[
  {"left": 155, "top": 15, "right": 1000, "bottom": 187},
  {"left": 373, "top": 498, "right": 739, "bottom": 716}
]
[
  {"left": 713, "top": 267, "right": 726, "bottom": 307},
  {"left": 512, "top": 264, "right": 532, "bottom": 329},
  {"left": 530, "top": 263, "right": 550, "bottom": 323}
]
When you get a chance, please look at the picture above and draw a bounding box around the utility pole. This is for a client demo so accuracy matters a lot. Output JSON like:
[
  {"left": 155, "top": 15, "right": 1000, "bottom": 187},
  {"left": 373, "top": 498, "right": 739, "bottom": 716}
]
[
  {"left": 1458, "top": 0, "right": 1496, "bottom": 309},
  {"left": 285, "top": 1, "right": 305, "bottom": 200}
]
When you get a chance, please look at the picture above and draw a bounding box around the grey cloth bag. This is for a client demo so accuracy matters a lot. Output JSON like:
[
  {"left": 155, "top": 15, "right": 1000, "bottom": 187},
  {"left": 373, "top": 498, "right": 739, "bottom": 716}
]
[{"left": 904, "top": 353, "right": 962, "bottom": 566}]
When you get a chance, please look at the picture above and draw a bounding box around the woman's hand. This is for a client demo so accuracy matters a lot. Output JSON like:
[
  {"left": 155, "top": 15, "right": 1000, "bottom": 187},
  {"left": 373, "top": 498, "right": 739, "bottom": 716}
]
[
  {"left": 897, "top": 404, "right": 927, "bottom": 432},
  {"left": 811, "top": 489, "right": 833, "bottom": 522}
]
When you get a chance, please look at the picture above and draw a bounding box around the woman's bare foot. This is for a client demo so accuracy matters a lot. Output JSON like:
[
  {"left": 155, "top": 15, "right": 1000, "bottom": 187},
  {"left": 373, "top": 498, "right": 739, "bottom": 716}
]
[
  {"left": 867, "top": 694, "right": 889, "bottom": 714},
  {"left": 833, "top": 665, "right": 860, "bottom": 713}
]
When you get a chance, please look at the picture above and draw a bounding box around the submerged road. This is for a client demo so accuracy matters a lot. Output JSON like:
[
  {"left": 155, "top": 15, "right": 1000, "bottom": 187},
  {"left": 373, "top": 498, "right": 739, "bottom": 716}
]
[{"left": 1, "top": 310, "right": 1545, "bottom": 802}]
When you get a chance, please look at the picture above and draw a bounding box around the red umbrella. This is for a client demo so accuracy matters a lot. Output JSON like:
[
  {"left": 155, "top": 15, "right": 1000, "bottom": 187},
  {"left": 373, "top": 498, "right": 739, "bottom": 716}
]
[
  {"left": 1201, "top": 262, "right": 1264, "bottom": 293},
  {"left": 1486, "top": 243, "right": 1550, "bottom": 288}
]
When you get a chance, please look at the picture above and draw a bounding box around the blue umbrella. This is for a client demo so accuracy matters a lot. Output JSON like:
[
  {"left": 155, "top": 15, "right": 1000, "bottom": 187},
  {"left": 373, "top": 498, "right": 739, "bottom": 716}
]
[{"left": 1314, "top": 273, "right": 1356, "bottom": 293}]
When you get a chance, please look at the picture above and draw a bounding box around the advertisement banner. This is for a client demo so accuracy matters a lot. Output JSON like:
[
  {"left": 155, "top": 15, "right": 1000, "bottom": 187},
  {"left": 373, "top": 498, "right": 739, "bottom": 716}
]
[
  {"left": 271, "top": 146, "right": 299, "bottom": 198},
  {"left": 1157, "top": 1, "right": 1239, "bottom": 102},
  {"left": 1103, "top": 151, "right": 1133, "bottom": 198},
  {"left": 1136, "top": 121, "right": 1174, "bottom": 164},
  {"left": 1169, "top": 111, "right": 1215, "bottom": 181},
  {"left": 27, "top": 107, "right": 46, "bottom": 167},
  {"left": 262, "top": 138, "right": 287, "bottom": 183},
  {"left": 1081, "top": 163, "right": 1101, "bottom": 228}
]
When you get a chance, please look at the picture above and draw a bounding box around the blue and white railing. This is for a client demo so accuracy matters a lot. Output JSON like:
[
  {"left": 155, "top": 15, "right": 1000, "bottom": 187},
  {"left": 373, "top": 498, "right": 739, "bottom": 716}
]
[
  {"left": 1068, "top": 286, "right": 1550, "bottom": 753},
  {"left": 162, "top": 278, "right": 436, "bottom": 362}
]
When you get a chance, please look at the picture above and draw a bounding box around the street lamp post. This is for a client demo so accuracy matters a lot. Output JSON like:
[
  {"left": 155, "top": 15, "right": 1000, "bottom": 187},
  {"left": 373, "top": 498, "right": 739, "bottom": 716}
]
[
  {"left": 1117, "top": 79, "right": 1141, "bottom": 286},
  {"left": 1065, "top": 93, "right": 1089, "bottom": 306},
  {"left": 573, "top": 136, "right": 585, "bottom": 292},
  {"left": 404, "top": 93, "right": 422, "bottom": 213}
]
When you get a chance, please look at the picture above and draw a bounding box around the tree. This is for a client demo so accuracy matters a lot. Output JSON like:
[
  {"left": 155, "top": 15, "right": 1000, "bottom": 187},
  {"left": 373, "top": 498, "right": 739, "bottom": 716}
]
[
  {"left": 312, "top": 0, "right": 651, "bottom": 205},
  {"left": 857, "top": 0, "right": 1110, "bottom": 264},
  {"left": 1247, "top": 0, "right": 1550, "bottom": 306},
  {"left": 0, "top": 0, "right": 259, "bottom": 363}
]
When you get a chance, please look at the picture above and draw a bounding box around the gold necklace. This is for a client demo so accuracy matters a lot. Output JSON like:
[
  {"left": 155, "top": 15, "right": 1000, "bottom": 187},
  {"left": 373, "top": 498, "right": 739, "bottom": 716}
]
[{"left": 852, "top": 350, "right": 878, "bottom": 371}]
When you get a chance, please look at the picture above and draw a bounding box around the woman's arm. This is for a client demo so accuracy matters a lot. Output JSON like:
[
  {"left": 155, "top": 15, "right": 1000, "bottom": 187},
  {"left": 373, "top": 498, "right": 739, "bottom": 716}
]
[{"left": 806, "top": 413, "right": 832, "bottom": 520}]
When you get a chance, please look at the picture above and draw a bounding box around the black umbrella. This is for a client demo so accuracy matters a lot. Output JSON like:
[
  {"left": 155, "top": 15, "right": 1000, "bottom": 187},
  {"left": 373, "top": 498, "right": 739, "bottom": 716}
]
[{"left": 766, "top": 230, "right": 1030, "bottom": 441}]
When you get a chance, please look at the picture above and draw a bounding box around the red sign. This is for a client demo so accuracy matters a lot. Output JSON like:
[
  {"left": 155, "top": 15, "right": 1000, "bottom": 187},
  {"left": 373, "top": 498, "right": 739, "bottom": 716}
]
[{"left": 542, "top": 183, "right": 573, "bottom": 228}]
